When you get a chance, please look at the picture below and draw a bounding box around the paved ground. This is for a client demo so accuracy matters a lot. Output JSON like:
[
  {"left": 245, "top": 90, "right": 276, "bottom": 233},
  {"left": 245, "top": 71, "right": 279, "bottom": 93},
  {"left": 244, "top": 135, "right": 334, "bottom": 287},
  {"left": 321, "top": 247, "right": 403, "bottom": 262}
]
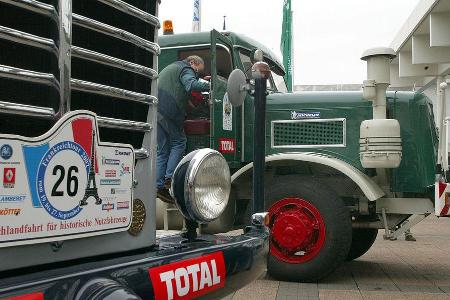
[{"left": 226, "top": 215, "right": 450, "bottom": 300}]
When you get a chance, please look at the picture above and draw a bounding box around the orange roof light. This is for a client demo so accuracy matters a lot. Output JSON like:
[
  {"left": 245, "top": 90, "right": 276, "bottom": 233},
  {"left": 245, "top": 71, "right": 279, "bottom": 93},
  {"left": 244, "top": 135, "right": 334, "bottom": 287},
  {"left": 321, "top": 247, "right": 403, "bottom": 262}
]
[{"left": 163, "top": 20, "right": 174, "bottom": 35}]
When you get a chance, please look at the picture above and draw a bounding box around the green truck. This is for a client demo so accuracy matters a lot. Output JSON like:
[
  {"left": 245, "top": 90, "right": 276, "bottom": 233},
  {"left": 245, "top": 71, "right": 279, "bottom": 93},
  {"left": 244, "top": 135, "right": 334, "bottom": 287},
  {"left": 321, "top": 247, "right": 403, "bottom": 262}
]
[{"left": 158, "top": 30, "right": 447, "bottom": 282}]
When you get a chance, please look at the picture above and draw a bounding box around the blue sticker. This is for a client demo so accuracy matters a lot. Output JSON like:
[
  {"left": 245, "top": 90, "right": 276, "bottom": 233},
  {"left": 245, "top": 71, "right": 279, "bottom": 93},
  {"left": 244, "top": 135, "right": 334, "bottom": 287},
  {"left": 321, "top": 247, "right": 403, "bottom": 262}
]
[
  {"left": 0, "top": 144, "right": 13, "bottom": 160},
  {"left": 291, "top": 111, "right": 321, "bottom": 120}
]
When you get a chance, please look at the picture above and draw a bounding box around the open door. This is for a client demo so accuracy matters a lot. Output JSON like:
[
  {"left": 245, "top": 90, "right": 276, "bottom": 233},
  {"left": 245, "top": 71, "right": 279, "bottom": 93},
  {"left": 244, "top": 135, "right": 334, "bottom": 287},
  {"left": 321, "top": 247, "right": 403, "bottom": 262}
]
[{"left": 210, "top": 30, "right": 240, "bottom": 165}]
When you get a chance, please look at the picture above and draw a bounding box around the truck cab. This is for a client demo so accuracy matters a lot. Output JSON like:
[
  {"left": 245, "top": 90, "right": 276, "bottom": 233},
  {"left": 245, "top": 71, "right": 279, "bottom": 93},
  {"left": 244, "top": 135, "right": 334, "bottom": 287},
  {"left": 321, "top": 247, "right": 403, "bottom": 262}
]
[{"left": 158, "top": 30, "right": 441, "bottom": 282}]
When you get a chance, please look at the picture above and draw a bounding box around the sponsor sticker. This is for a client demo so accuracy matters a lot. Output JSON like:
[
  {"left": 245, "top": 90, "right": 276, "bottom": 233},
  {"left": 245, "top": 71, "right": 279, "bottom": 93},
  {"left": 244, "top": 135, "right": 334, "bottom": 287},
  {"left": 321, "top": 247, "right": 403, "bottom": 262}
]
[
  {"left": 102, "top": 203, "right": 114, "bottom": 212},
  {"left": 0, "top": 195, "right": 26, "bottom": 203},
  {"left": 120, "top": 163, "right": 131, "bottom": 176},
  {"left": 111, "top": 188, "right": 128, "bottom": 195},
  {"left": 100, "top": 179, "right": 121, "bottom": 185},
  {"left": 3, "top": 167, "right": 16, "bottom": 188},
  {"left": 291, "top": 111, "right": 321, "bottom": 119},
  {"left": 149, "top": 252, "right": 226, "bottom": 300},
  {"left": 218, "top": 138, "right": 236, "bottom": 154},
  {"left": 222, "top": 93, "right": 232, "bottom": 131},
  {"left": 117, "top": 201, "right": 130, "bottom": 210},
  {"left": 115, "top": 150, "right": 131, "bottom": 156},
  {"left": 104, "top": 169, "right": 117, "bottom": 178},
  {"left": 0, "top": 208, "right": 21, "bottom": 216},
  {"left": 0, "top": 144, "right": 13, "bottom": 160},
  {"left": 102, "top": 156, "right": 120, "bottom": 166}
]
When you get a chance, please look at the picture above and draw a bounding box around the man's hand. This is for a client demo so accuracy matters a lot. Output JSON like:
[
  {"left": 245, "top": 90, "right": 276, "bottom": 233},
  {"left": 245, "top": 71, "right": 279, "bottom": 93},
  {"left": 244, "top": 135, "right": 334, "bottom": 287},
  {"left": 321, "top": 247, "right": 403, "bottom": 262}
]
[{"left": 203, "top": 75, "right": 211, "bottom": 81}]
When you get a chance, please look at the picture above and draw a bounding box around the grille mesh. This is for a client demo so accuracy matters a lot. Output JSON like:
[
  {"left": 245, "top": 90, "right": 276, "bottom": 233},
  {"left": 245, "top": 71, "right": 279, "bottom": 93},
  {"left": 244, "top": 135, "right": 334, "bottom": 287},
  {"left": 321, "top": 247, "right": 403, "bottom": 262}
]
[{"left": 273, "top": 120, "right": 345, "bottom": 147}]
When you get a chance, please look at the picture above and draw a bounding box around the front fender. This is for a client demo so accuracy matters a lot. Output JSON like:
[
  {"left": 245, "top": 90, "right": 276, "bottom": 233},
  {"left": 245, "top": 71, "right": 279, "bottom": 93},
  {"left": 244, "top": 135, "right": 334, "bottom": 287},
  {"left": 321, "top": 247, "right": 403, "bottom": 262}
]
[{"left": 232, "top": 152, "right": 384, "bottom": 201}]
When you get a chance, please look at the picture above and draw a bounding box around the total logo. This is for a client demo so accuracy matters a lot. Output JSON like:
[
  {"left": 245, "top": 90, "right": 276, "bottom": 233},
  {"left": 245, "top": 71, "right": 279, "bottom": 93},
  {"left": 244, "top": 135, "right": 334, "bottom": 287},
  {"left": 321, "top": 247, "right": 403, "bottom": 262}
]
[
  {"left": 218, "top": 138, "right": 236, "bottom": 154},
  {"left": 149, "top": 252, "right": 225, "bottom": 300},
  {"left": 3, "top": 167, "right": 15, "bottom": 188}
]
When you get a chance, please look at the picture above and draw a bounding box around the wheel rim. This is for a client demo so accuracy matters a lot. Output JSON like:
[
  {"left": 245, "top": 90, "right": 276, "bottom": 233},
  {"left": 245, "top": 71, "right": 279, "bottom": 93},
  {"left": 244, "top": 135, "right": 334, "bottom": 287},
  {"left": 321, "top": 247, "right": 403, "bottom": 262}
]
[{"left": 268, "top": 197, "right": 326, "bottom": 264}]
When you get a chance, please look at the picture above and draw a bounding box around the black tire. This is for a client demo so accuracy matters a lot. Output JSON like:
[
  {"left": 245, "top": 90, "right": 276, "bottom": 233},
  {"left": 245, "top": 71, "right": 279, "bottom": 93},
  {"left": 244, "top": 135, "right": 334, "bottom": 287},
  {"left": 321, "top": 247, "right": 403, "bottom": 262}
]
[
  {"left": 266, "top": 176, "right": 352, "bottom": 282},
  {"left": 346, "top": 228, "right": 378, "bottom": 261}
]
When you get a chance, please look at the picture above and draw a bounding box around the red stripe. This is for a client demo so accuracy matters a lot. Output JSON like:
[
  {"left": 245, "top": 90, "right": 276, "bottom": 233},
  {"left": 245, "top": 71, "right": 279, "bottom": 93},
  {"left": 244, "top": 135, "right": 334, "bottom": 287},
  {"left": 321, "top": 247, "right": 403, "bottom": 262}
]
[
  {"left": 71, "top": 118, "right": 98, "bottom": 173},
  {"left": 439, "top": 182, "right": 447, "bottom": 198},
  {"left": 441, "top": 204, "right": 450, "bottom": 216},
  {"left": 6, "top": 292, "right": 44, "bottom": 300}
]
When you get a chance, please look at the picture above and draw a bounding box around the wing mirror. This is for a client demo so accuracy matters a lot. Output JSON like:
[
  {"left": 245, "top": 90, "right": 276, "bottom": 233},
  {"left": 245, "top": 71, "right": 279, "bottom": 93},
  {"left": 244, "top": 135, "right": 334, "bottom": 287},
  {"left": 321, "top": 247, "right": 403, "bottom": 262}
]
[{"left": 226, "top": 69, "right": 247, "bottom": 107}]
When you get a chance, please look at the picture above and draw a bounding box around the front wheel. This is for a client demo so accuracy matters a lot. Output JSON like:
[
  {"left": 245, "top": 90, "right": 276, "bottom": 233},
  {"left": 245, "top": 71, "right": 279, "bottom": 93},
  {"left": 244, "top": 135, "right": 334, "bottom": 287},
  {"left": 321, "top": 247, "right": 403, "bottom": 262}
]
[
  {"left": 346, "top": 228, "right": 378, "bottom": 261},
  {"left": 266, "top": 177, "right": 352, "bottom": 282}
]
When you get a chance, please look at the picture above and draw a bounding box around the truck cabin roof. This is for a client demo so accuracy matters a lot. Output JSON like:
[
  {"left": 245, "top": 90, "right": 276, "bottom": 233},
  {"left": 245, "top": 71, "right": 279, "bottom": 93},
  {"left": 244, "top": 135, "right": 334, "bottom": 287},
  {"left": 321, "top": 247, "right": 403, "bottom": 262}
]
[{"left": 158, "top": 31, "right": 286, "bottom": 75}]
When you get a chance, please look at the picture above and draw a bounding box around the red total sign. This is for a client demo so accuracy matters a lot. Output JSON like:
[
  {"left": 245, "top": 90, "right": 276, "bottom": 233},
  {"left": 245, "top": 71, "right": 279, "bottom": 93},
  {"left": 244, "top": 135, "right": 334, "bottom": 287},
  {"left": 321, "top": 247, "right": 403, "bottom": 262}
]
[
  {"left": 148, "top": 252, "right": 226, "bottom": 300},
  {"left": 218, "top": 138, "right": 236, "bottom": 154}
]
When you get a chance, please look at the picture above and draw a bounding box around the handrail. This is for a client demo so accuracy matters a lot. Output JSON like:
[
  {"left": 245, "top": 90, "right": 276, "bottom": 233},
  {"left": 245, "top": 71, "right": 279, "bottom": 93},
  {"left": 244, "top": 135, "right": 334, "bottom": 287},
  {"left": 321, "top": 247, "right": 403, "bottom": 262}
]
[{"left": 134, "top": 148, "right": 149, "bottom": 159}]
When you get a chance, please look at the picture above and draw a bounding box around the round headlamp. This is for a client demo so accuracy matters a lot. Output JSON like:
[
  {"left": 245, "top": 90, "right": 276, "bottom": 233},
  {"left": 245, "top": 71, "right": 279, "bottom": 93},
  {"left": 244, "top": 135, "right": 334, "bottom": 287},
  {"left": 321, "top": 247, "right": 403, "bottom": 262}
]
[{"left": 171, "top": 149, "right": 231, "bottom": 223}]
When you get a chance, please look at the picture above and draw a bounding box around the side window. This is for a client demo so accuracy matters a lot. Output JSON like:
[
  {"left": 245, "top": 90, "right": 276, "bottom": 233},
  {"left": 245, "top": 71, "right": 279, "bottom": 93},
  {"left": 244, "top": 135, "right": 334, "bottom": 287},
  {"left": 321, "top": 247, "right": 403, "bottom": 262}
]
[{"left": 178, "top": 46, "right": 232, "bottom": 79}]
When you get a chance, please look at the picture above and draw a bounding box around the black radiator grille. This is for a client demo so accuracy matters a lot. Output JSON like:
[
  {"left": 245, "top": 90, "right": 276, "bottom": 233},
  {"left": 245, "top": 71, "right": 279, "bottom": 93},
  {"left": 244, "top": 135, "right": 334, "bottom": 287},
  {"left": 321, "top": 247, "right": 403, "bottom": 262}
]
[{"left": 0, "top": 0, "right": 159, "bottom": 152}]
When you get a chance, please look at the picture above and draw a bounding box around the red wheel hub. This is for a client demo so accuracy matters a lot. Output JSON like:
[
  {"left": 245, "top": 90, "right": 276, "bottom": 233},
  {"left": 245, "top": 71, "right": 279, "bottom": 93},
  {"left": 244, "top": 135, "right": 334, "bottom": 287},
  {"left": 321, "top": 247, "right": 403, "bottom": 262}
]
[{"left": 268, "top": 198, "right": 326, "bottom": 263}]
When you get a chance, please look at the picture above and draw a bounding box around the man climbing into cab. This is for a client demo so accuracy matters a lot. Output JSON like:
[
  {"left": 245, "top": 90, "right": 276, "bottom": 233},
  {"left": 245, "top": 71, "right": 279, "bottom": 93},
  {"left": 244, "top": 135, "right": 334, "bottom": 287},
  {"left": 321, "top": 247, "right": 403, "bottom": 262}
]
[{"left": 156, "top": 55, "right": 210, "bottom": 203}]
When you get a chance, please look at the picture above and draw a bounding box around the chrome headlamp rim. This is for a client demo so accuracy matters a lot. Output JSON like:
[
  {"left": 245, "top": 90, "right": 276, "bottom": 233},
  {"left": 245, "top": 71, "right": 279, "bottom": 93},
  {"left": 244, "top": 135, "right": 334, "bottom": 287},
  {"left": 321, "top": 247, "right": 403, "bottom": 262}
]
[
  {"left": 184, "top": 149, "right": 230, "bottom": 223},
  {"left": 170, "top": 148, "right": 230, "bottom": 223}
]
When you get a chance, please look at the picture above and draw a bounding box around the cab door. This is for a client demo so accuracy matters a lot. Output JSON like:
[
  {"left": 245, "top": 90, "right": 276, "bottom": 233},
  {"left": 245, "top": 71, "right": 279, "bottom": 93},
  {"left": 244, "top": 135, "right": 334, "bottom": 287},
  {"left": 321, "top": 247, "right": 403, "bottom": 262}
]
[{"left": 210, "top": 30, "right": 240, "bottom": 165}]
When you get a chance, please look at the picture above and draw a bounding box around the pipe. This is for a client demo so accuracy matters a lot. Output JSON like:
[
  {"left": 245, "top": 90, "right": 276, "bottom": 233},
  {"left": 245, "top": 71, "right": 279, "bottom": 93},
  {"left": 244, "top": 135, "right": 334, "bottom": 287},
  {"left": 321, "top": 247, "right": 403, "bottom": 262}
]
[{"left": 251, "top": 54, "right": 270, "bottom": 214}]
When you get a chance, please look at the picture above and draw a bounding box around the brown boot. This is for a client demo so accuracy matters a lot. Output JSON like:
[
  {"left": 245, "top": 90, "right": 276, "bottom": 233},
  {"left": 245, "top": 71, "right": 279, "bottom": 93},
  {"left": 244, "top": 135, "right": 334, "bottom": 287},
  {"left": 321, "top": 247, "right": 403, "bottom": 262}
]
[
  {"left": 157, "top": 188, "right": 174, "bottom": 204},
  {"left": 164, "top": 178, "right": 172, "bottom": 190}
]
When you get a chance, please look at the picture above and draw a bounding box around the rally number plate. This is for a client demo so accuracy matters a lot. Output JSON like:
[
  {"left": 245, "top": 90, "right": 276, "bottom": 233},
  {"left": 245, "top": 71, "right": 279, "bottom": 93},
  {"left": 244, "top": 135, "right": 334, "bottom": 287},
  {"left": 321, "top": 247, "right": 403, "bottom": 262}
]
[{"left": 0, "top": 111, "right": 134, "bottom": 247}]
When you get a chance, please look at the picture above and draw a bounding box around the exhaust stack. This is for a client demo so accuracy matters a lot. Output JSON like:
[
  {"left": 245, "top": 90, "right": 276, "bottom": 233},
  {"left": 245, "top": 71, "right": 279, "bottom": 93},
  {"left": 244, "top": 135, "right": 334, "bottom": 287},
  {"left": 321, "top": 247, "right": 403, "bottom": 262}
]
[{"left": 359, "top": 47, "right": 402, "bottom": 169}]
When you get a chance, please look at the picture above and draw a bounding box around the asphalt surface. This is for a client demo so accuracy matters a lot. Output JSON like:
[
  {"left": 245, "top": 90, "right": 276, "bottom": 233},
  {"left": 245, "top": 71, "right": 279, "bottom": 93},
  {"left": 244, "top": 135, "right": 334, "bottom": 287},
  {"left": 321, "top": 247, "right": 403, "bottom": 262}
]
[{"left": 225, "top": 215, "right": 450, "bottom": 300}]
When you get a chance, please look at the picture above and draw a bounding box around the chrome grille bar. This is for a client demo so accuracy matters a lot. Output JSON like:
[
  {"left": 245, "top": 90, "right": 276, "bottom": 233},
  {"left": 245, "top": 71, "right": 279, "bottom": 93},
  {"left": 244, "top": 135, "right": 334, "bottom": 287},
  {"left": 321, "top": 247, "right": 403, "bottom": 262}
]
[
  {"left": 0, "top": 65, "right": 60, "bottom": 90},
  {"left": 0, "top": 101, "right": 55, "bottom": 119},
  {"left": 70, "top": 79, "right": 157, "bottom": 105},
  {"left": 0, "top": 26, "right": 58, "bottom": 55},
  {"left": 97, "top": 116, "right": 151, "bottom": 132},
  {"left": 97, "top": 0, "right": 160, "bottom": 28},
  {"left": 71, "top": 46, "right": 157, "bottom": 79},
  {"left": 72, "top": 13, "right": 160, "bottom": 55},
  {"left": 0, "top": 0, "right": 58, "bottom": 20},
  {"left": 134, "top": 148, "right": 149, "bottom": 159}
]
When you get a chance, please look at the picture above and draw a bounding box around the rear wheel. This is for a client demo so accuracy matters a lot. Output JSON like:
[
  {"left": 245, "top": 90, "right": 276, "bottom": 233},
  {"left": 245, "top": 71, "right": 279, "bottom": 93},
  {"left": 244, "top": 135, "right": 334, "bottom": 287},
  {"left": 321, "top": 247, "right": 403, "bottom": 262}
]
[
  {"left": 346, "top": 228, "right": 378, "bottom": 261},
  {"left": 266, "top": 177, "right": 352, "bottom": 282}
]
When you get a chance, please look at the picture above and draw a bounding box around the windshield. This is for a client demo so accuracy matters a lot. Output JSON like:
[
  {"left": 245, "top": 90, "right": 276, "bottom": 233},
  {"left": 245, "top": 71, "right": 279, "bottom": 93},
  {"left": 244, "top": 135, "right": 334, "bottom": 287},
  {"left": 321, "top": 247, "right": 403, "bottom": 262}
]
[
  {"left": 238, "top": 48, "right": 287, "bottom": 93},
  {"left": 271, "top": 69, "right": 288, "bottom": 93}
]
